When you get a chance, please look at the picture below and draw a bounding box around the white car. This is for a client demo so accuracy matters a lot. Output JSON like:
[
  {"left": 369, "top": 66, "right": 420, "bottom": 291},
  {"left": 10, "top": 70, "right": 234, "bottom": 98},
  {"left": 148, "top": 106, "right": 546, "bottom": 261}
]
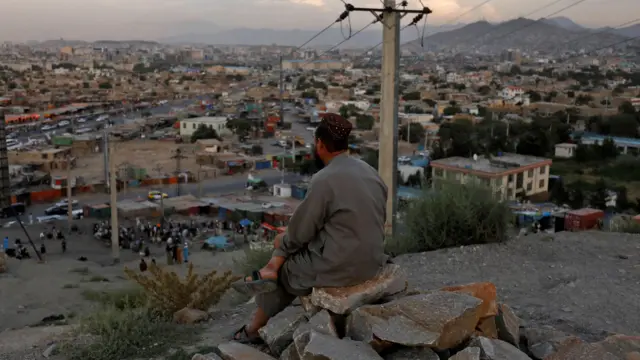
[
  {"left": 306, "top": 127, "right": 316, "bottom": 132},
  {"left": 76, "top": 118, "right": 87, "bottom": 123},
  {"left": 55, "top": 199, "right": 79, "bottom": 207},
  {"left": 58, "top": 120, "right": 70, "bottom": 127},
  {"left": 41, "top": 125, "right": 56, "bottom": 131}
]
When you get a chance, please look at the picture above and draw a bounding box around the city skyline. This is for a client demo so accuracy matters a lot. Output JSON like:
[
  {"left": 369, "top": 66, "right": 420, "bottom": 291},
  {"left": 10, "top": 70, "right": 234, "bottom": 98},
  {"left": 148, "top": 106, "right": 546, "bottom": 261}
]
[{"left": 0, "top": 0, "right": 638, "bottom": 42}]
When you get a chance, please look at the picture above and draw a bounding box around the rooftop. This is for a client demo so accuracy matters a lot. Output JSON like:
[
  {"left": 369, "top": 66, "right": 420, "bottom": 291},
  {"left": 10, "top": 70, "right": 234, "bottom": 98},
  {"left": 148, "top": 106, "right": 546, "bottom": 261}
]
[
  {"left": 431, "top": 153, "right": 551, "bottom": 174},
  {"left": 182, "top": 116, "right": 227, "bottom": 123}
]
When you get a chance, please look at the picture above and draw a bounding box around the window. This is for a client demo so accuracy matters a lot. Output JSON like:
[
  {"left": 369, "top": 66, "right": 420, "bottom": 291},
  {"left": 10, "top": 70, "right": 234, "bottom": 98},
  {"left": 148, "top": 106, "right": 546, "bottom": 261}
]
[
  {"left": 540, "top": 166, "right": 546, "bottom": 174},
  {"left": 539, "top": 179, "right": 545, "bottom": 188},
  {"left": 508, "top": 174, "right": 514, "bottom": 183},
  {"left": 528, "top": 169, "right": 534, "bottom": 177},
  {"left": 527, "top": 182, "right": 533, "bottom": 191},
  {"left": 182, "top": 122, "right": 186, "bottom": 128},
  {"left": 192, "top": 123, "right": 196, "bottom": 129},
  {"left": 494, "top": 177, "right": 503, "bottom": 187}
]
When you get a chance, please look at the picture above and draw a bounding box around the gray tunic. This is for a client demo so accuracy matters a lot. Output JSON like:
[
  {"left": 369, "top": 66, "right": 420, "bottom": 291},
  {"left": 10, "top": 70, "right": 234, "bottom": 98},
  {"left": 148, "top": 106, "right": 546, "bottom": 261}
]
[{"left": 274, "top": 153, "right": 389, "bottom": 289}]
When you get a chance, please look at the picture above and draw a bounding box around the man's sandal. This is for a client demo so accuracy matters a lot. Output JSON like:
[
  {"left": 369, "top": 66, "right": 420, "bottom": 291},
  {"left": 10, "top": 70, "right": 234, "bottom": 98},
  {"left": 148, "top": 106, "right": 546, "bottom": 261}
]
[
  {"left": 231, "top": 325, "right": 263, "bottom": 344},
  {"left": 231, "top": 270, "right": 278, "bottom": 296}
]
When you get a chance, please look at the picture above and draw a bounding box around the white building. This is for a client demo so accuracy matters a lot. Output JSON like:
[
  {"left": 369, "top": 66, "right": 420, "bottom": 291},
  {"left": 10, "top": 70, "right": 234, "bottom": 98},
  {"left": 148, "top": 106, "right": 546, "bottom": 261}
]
[
  {"left": 554, "top": 143, "right": 578, "bottom": 158},
  {"left": 179, "top": 116, "right": 228, "bottom": 137},
  {"left": 446, "top": 72, "right": 463, "bottom": 84},
  {"left": 501, "top": 86, "right": 524, "bottom": 99}
]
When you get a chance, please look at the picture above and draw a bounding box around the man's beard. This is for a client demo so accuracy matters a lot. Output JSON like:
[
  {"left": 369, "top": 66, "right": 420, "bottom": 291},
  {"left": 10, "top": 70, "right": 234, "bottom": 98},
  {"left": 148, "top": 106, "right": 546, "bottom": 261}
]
[{"left": 313, "top": 150, "right": 325, "bottom": 171}]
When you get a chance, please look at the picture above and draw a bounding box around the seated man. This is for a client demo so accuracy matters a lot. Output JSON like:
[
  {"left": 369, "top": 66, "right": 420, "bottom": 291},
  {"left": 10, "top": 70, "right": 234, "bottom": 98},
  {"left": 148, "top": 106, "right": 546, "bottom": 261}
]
[{"left": 232, "top": 114, "right": 389, "bottom": 343}]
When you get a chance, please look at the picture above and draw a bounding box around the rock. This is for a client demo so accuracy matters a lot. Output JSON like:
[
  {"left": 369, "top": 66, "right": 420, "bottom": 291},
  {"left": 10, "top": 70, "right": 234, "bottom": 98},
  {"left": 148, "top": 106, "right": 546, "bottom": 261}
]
[
  {"left": 383, "top": 347, "right": 439, "bottom": 360},
  {"left": 173, "top": 308, "right": 209, "bottom": 324},
  {"left": 450, "top": 347, "right": 482, "bottom": 360},
  {"left": 217, "top": 342, "right": 277, "bottom": 360},
  {"left": 258, "top": 306, "right": 308, "bottom": 355},
  {"left": 301, "top": 330, "right": 383, "bottom": 360},
  {"left": 310, "top": 264, "right": 407, "bottom": 315},
  {"left": 441, "top": 282, "right": 498, "bottom": 318},
  {"left": 294, "top": 309, "right": 338, "bottom": 339},
  {"left": 346, "top": 291, "right": 482, "bottom": 351},
  {"left": 545, "top": 338, "right": 618, "bottom": 360},
  {"left": 626, "top": 352, "right": 640, "bottom": 360},
  {"left": 42, "top": 343, "right": 57, "bottom": 358},
  {"left": 495, "top": 303, "right": 519, "bottom": 346},
  {"left": 471, "top": 337, "right": 530, "bottom": 360},
  {"left": 299, "top": 296, "right": 321, "bottom": 316},
  {"left": 192, "top": 354, "right": 223, "bottom": 360},
  {"left": 280, "top": 343, "right": 301, "bottom": 360},
  {"left": 0, "top": 252, "right": 7, "bottom": 273},
  {"left": 596, "top": 335, "right": 640, "bottom": 358},
  {"left": 521, "top": 327, "right": 581, "bottom": 360},
  {"left": 477, "top": 316, "right": 498, "bottom": 339}
]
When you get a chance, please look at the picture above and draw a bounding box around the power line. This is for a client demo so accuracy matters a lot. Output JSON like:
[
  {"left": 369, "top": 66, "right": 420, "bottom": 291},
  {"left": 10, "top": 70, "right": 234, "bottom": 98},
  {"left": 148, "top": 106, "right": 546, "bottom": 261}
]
[
  {"left": 305, "top": 20, "right": 379, "bottom": 63},
  {"left": 291, "top": 5, "right": 354, "bottom": 52}
]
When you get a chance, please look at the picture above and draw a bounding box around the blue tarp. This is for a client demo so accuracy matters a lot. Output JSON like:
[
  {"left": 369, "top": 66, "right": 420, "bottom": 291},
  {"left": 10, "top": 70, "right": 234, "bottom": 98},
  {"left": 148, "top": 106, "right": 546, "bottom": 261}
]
[
  {"left": 205, "top": 236, "right": 232, "bottom": 249},
  {"left": 239, "top": 218, "right": 252, "bottom": 227}
]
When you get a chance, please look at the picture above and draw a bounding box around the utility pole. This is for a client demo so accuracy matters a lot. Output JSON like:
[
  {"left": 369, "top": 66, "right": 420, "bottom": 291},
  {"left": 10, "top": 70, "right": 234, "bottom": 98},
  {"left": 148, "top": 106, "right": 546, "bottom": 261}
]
[
  {"left": 343, "top": 1, "right": 431, "bottom": 238},
  {"left": 66, "top": 156, "right": 73, "bottom": 232},
  {"left": 103, "top": 125, "right": 109, "bottom": 188},
  {"left": 109, "top": 138, "right": 120, "bottom": 263},
  {"left": 379, "top": 0, "right": 401, "bottom": 238},
  {"left": 279, "top": 55, "right": 285, "bottom": 127},
  {"left": 172, "top": 148, "right": 187, "bottom": 196}
]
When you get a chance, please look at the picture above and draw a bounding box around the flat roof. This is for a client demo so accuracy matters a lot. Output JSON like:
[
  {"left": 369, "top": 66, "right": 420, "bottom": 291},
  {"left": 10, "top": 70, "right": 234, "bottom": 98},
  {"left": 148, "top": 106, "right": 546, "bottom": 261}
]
[
  {"left": 431, "top": 153, "right": 551, "bottom": 175},
  {"left": 182, "top": 116, "right": 227, "bottom": 123}
]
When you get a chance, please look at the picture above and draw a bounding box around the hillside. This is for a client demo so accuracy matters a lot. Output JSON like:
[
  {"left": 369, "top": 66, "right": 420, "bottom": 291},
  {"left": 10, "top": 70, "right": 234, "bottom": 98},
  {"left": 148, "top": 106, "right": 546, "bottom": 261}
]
[{"left": 404, "top": 17, "right": 629, "bottom": 53}]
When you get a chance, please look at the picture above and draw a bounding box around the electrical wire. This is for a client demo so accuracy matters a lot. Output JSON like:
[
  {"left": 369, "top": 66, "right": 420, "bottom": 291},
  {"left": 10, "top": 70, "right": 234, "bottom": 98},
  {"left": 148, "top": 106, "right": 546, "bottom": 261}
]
[
  {"left": 306, "top": 20, "right": 380, "bottom": 63},
  {"left": 292, "top": 3, "right": 355, "bottom": 52}
]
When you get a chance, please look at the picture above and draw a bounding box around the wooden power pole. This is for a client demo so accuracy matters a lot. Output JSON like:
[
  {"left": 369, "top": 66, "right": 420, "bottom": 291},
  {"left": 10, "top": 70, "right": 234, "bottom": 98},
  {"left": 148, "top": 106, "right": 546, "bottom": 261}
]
[{"left": 109, "top": 139, "right": 120, "bottom": 263}]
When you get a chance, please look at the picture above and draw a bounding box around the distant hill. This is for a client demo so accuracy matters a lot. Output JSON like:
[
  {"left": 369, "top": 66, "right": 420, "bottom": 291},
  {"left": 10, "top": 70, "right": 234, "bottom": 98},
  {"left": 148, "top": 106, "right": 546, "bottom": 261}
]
[
  {"left": 403, "top": 17, "right": 630, "bottom": 53},
  {"left": 612, "top": 23, "right": 640, "bottom": 38},
  {"left": 542, "top": 16, "right": 586, "bottom": 31}
]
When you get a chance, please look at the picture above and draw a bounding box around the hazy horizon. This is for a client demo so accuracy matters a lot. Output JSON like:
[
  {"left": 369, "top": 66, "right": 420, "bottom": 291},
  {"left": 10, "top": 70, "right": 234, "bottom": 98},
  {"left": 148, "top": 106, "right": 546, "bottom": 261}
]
[{"left": 0, "top": 0, "right": 638, "bottom": 42}]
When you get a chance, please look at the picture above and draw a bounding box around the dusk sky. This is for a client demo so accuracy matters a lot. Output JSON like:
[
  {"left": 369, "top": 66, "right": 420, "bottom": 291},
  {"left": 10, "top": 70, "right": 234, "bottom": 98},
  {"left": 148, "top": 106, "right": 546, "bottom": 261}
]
[{"left": 0, "top": 0, "right": 637, "bottom": 41}]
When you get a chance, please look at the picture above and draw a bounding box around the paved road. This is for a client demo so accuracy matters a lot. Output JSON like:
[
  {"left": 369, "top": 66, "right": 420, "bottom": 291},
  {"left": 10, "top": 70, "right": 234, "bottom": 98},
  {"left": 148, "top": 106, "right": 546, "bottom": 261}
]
[{"left": 16, "top": 170, "right": 303, "bottom": 219}]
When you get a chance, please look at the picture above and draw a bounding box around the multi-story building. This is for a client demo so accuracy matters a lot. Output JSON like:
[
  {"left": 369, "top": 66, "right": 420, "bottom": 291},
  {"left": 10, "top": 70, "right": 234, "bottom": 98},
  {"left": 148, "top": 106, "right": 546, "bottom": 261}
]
[
  {"left": 281, "top": 60, "right": 348, "bottom": 71},
  {"left": 430, "top": 153, "right": 552, "bottom": 201},
  {"left": 179, "top": 116, "right": 228, "bottom": 138},
  {"left": 501, "top": 86, "right": 524, "bottom": 99}
]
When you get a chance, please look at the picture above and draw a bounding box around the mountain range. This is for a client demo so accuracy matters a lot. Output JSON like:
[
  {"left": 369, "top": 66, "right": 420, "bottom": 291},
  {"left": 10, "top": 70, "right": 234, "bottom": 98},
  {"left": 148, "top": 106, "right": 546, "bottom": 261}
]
[{"left": 403, "top": 17, "right": 639, "bottom": 53}]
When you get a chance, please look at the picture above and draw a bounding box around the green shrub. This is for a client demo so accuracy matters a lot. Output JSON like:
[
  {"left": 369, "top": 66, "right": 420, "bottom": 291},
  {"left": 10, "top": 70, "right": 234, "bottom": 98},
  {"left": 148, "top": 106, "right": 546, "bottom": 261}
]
[
  {"left": 234, "top": 247, "right": 273, "bottom": 275},
  {"left": 64, "top": 305, "right": 197, "bottom": 360},
  {"left": 387, "top": 182, "right": 511, "bottom": 255},
  {"left": 81, "top": 287, "right": 148, "bottom": 310}
]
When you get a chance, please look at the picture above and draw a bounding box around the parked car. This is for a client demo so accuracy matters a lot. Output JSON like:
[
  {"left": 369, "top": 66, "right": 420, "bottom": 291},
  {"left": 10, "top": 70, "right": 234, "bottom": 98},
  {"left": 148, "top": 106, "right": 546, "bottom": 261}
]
[
  {"left": 0, "top": 203, "right": 26, "bottom": 218},
  {"left": 44, "top": 203, "right": 79, "bottom": 216},
  {"left": 148, "top": 191, "right": 169, "bottom": 201}
]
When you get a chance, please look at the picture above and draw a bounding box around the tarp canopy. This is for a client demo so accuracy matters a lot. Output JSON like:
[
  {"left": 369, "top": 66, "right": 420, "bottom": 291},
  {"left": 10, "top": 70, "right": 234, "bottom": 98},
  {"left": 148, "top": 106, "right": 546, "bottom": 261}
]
[{"left": 239, "top": 218, "right": 252, "bottom": 227}]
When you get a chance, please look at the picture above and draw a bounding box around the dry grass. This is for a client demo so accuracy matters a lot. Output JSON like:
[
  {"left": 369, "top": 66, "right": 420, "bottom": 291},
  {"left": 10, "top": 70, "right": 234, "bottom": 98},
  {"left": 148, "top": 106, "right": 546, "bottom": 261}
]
[{"left": 124, "top": 262, "right": 239, "bottom": 315}]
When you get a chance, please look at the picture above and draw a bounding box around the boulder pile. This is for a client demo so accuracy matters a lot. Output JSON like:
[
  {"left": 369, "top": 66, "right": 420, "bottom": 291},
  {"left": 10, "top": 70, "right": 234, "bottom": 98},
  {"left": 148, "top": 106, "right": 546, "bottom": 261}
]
[{"left": 193, "top": 264, "right": 640, "bottom": 360}]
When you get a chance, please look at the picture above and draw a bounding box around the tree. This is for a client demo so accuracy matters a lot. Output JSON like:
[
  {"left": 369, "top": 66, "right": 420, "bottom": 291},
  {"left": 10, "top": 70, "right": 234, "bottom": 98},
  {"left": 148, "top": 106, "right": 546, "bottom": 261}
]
[
  {"left": 526, "top": 90, "right": 542, "bottom": 102},
  {"left": 443, "top": 106, "right": 462, "bottom": 116},
  {"left": 191, "top": 124, "right": 221, "bottom": 143},
  {"left": 477, "top": 85, "right": 491, "bottom": 96},
  {"left": 267, "top": 81, "right": 278, "bottom": 87},
  {"left": 355, "top": 114, "right": 375, "bottom": 130},
  {"left": 226, "top": 119, "right": 252, "bottom": 138},
  {"left": 422, "top": 98, "right": 437, "bottom": 107},
  {"left": 301, "top": 90, "right": 318, "bottom": 101},
  {"left": 403, "top": 91, "right": 421, "bottom": 101},
  {"left": 400, "top": 123, "right": 425, "bottom": 143},
  {"left": 619, "top": 101, "right": 636, "bottom": 115},
  {"left": 98, "top": 82, "right": 112, "bottom": 89}
]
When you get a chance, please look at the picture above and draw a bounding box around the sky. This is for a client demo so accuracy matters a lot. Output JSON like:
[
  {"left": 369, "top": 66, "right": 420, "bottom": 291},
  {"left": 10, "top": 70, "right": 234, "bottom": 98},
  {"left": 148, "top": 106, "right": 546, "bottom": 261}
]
[{"left": 0, "top": 0, "right": 637, "bottom": 42}]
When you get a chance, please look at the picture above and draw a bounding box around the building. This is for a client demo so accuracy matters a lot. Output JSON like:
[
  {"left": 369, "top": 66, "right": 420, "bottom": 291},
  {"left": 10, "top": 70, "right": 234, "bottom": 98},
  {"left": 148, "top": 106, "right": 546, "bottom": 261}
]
[
  {"left": 282, "top": 60, "right": 348, "bottom": 71},
  {"left": 554, "top": 143, "right": 578, "bottom": 158},
  {"left": 179, "top": 116, "right": 228, "bottom": 138},
  {"left": 8, "top": 148, "right": 74, "bottom": 172},
  {"left": 501, "top": 86, "right": 524, "bottom": 99},
  {"left": 430, "top": 153, "right": 552, "bottom": 201}
]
